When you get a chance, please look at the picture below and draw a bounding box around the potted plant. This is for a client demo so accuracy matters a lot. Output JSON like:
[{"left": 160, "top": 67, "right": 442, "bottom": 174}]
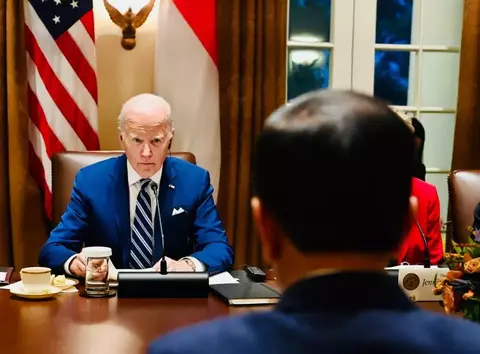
[{"left": 433, "top": 227, "right": 480, "bottom": 322}]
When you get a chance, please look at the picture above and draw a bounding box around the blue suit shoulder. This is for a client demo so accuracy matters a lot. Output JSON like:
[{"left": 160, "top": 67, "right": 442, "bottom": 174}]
[
  {"left": 76, "top": 154, "right": 120, "bottom": 177},
  {"left": 168, "top": 157, "right": 209, "bottom": 179},
  {"left": 148, "top": 308, "right": 480, "bottom": 354},
  {"left": 147, "top": 313, "right": 272, "bottom": 354}
]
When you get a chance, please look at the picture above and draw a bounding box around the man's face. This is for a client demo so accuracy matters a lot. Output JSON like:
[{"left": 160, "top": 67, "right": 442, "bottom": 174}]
[{"left": 119, "top": 109, "right": 173, "bottom": 178}]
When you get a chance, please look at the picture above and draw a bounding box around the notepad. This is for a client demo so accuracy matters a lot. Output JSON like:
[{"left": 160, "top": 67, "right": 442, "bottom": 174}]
[
  {"left": 209, "top": 271, "right": 239, "bottom": 285},
  {"left": 210, "top": 282, "right": 281, "bottom": 306}
]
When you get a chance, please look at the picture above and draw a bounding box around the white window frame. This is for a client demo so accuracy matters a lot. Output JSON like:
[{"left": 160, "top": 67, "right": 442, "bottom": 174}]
[{"left": 286, "top": 0, "right": 356, "bottom": 96}]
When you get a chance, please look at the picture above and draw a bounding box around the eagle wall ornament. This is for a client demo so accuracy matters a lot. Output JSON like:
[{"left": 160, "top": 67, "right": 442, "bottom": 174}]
[{"left": 103, "top": 0, "right": 156, "bottom": 50}]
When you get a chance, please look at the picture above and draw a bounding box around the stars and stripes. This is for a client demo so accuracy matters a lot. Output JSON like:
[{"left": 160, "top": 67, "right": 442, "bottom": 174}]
[
  {"left": 24, "top": 0, "right": 100, "bottom": 219},
  {"left": 129, "top": 179, "right": 155, "bottom": 269}
]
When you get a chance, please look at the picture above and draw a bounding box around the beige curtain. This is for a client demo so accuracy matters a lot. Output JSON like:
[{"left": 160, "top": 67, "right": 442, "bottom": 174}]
[
  {"left": 216, "top": 0, "right": 287, "bottom": 268},
  {"left": 0, "top": 0, "right": 49, "bottom": 269},
  {"left": 452, "top": 0, "right": 480, "bottom": 171}
]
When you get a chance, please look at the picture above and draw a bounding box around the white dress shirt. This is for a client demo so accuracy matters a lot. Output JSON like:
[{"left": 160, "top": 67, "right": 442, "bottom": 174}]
[{"left": 64, "top": 161, "right": 205, "bottom": 274}]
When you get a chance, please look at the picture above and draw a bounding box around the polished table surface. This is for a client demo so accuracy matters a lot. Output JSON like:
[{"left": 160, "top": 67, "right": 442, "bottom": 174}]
[{"left": 0, "top": 274, "right": 448, "bottom": 354}]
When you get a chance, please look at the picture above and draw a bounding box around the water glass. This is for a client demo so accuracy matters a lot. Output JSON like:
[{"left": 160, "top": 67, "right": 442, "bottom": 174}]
[{"left": 82, "top": 246, "right": 112, "bottom": 295}]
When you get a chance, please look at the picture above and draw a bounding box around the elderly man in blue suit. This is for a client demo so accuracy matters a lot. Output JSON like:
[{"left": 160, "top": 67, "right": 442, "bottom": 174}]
[
  {"left": 39, "top": 93, "right": 233, "bottom": 277},
  {"left": 148, "top": 90, "right": 480, "bottom": 354}
]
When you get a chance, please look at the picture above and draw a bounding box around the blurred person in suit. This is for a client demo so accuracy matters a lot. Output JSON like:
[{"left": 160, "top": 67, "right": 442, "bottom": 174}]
[
  {"left": 392, "top": 111, "right": 443, "bottom": 265},
  {"left": 149, "top": 90, "right": 480, "bottom": 354},
  {"left": 39, "top": 93, "right": 234, "bottom": 277}
]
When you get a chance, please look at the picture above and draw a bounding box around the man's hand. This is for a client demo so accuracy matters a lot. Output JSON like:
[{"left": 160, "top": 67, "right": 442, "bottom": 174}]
[
  {"left": 153, "top": 257, "right": 195, "bottom": 272},
  {"left": 86, "top": 258, "right": 109, "bottom": 282},
  {"left": 168, "top": 260, "right": 195, "bottom": 272},
  {"left": 69, "top": 254, "right": 87, "bottom": 277}
]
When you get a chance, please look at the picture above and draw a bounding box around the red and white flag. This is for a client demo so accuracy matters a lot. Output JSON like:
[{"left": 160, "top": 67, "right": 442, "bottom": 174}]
[
  {"left": 154, "top": 0, "right": 221, "bottom": 196},
  {"left": 24, "top": 0, "right": 100, "bottom": 219}
]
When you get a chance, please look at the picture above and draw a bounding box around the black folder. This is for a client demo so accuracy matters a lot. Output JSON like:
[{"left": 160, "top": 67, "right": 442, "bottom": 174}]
[
  {"left": 0, "top": 267, "right": 13, "bottom": 286},
  {"left": 210, "top": 282, "right": 281, "bottom": 306}
]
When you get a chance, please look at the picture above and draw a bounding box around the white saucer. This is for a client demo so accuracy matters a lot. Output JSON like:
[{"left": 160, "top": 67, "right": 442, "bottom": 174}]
[
  {"left": 52, "top": 278, "right": 79, "bottom": 290},
  {"left": 10, "top": 284, "right": 62, "bottom": 300}
]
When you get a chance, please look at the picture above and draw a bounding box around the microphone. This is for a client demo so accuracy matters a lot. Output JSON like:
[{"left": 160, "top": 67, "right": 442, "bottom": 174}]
[
  {"left": 414, "top": 218, "right": 431, "bottom": 268},
  {"left": 151, "top": 184, "right": 167, "bottom": 275}
]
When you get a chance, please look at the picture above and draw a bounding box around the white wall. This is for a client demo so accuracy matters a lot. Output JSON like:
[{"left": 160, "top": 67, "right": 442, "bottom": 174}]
[{"left": 93, "top": 0, "right": 160, "bottom": 149}]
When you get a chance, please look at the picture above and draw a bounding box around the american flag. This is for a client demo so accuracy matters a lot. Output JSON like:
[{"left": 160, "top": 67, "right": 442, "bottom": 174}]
[{"left": 24, "top": 0, "right": 100, "bottom": 219}]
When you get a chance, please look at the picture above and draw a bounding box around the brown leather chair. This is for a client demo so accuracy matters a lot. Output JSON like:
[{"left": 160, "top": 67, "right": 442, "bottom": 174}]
[
  {"left": 51, "top": 151, "right": 196, "bottom": 226},
  {"left": 447, "top": 170, "right": 480, "bottom": 245}
]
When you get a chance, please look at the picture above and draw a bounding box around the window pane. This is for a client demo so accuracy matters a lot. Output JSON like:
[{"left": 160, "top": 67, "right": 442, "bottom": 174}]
[
  {"left": 419, "top": 113, "right": 455, "bottom": 171},
  {"left": 287, "top": 49, "right": 330, "bottom": 100},
  {"left": 289, "top": 0, "right": 331, "bottom": 43},
  {"left": 375, "top": 0, "right": 413, "bottom": 44},
  {"left": 374, "top": 50, "right": 414, "bottom": 105},
  {"left": 422, "top": 0, "right": 463, "bottom": 46},
  {"left": 420, "top": 52, "right": 460, "bottom": 108},
  {"left": 425, "top": 173, "right": 449, "bottom": 224}
]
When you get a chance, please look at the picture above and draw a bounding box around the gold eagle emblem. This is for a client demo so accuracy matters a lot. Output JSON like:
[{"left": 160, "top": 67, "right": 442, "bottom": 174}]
[{"left": 103, "top": 0, "right": 156, "bottom": 50}]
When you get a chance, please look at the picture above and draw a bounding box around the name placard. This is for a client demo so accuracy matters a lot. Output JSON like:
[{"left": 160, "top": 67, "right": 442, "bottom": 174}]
[{"left": 386, "top": 265, "right": 449, "bottom": 302}]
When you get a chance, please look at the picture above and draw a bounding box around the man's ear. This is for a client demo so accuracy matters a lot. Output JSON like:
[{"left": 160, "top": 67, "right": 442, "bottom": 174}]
[
  {"left": 251, "top": 197, "right": 281, "bottom": 263},
  {"left": 168, "top": 129, "right": 175, "bottom": 150},
  {"left": 409, "top": 196, "right": 418, "bottom": 221}
]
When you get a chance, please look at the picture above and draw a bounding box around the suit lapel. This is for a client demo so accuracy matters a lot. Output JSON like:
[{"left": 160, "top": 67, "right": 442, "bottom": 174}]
[
  {"left": 110, "top": 154, "right": 130, "bottom": 267},
  {"left": 154, "top": 157, "right": 177, "bottom": 261}
]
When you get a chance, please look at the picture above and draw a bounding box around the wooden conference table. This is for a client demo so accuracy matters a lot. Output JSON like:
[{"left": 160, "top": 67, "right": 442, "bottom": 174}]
[{"left": 0, "top": 272, "right": 447, "bottom": 354}]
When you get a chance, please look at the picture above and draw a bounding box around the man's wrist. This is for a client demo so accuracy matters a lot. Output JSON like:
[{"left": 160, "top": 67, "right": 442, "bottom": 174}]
[
  {"left": 64, "top": 254, "right": 77, "bottom": 275},
  {"left": 179, "top": 257, "right": 206, "bottom": 272},
  {"left": 181, "top": 258, "right": 196, "bottom": 271}
]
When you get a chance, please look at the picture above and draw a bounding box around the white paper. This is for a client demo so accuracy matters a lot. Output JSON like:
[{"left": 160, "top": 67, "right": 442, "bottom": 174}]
[
  {"left": 384, "top": 265, "right": 441, "bottom": 270},
  {"left": 0, "top": 272, "right": 6, "bottom": 282},
  {"left": 108, "top": 260, "right": 155, "bottom": 281},
  {"left": 208, "top": 271, "right": 239, "bottom": 285}
]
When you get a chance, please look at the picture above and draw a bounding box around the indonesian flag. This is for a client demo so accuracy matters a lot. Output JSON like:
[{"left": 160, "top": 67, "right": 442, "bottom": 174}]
[{"left": 154, "top": 0, "right": 220, "bottom": 197}]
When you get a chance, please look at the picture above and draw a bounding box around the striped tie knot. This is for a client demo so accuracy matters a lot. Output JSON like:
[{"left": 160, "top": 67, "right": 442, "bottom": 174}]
[{"left": 139, "top": 178, "right": 151, "bottom": 190}]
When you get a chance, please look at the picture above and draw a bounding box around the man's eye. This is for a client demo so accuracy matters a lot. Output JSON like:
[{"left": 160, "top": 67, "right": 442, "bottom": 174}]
[
  {"left": 152, "top": 138, "right": 162, "bottom": 144},
  {"left": 133, "top": 137, "right": 142, "bottom": 143}
]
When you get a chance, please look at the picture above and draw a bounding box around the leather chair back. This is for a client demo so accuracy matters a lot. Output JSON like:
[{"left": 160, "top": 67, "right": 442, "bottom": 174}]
[
  {"left": 448, "top": 170, "right": 480, "bottom": 244},
  {"left": 51, "top": 151, "right": 196, "bottom": 225}
]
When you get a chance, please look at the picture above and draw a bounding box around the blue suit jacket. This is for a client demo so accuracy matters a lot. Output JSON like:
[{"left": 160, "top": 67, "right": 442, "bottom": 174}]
[
  {"left": 38, "top": 155, "right": 234, "bottom": 275},
  {"left": 148, "top": 272, "right": 480, "bottom": 354}
]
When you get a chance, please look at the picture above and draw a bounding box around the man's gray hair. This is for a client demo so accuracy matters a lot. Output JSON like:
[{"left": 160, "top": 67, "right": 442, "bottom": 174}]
[{"left": 118, "top": 93, "right": 173, "bottom": 132}]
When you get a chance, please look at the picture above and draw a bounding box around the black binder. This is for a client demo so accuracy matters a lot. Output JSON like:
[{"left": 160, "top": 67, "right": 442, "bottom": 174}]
[
  {"left": 0, "top": 267, "right": 13, "bottom": 286},
  {"left": 210, "top": 282, "right": 281, "bottom": 306}
]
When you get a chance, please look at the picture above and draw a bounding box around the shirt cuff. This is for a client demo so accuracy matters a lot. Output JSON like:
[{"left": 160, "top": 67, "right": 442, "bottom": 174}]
[
  {"left": 64, "top": 254, "right": 77, "bottom": 275},
  {"left": 180, "top": 257, "right": 206, "bottom": 272}
]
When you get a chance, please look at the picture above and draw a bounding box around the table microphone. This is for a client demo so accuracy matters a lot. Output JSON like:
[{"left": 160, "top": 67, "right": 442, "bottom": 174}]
[
  {"left": 414, "top": 218, "right": 431, "bottom": 268},
  {"left": 151, "top": 184, "right": 167, "bottom": 275}
]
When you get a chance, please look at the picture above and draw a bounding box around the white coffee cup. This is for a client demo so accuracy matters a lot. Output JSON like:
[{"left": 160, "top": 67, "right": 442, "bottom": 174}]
[{"left": 20, "top": 267, "right": 51, "bottom": 293}]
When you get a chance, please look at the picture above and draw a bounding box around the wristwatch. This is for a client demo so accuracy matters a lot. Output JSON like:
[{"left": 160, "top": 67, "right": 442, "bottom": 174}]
[{"left": 182, "top": 258, "right": 196, "bottom": 271}]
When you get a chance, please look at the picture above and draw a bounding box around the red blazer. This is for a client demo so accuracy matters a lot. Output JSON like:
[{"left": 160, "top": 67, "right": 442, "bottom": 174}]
[{"left": 396, "top": 178, "right": 444, "bottom": 265}]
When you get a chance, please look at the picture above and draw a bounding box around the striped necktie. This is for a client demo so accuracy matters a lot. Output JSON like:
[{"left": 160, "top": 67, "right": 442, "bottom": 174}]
[{"left": 129, "top": 178, "right": 156, "bottom": 269}]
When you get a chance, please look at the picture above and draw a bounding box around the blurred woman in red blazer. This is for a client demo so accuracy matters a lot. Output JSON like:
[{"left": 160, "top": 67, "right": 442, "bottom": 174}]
[
  {"left": 393, "top": 110, "right": 444, "bottom": 265},
  {"left": 396, "top": 177, "right": 444, "bottom": 265}
]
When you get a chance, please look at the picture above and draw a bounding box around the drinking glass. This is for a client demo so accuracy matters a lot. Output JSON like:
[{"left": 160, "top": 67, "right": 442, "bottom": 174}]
[{"left": 82, "top": 246, "right": 112, "bottom": 295}]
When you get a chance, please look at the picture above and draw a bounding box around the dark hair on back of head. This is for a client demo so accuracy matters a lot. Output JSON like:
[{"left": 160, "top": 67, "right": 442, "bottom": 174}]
[{"left": 252, "top": 90, "right": 415, "bottom": 254}]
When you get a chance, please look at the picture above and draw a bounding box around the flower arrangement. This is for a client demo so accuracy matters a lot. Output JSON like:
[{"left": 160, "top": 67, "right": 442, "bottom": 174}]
[{"left": 433, "top": 226, "right": 480, "bottom": 321}]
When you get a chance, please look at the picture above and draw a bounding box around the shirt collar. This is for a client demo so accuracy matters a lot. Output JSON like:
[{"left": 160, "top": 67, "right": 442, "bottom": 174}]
[{"left": 127, "top": 160, "right": 162, "bottom": 187}]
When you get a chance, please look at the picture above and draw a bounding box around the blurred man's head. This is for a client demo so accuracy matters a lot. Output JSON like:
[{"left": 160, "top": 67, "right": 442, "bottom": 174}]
[
  {"left": 251, "top": 90, "right": 416, "bottom": 288},
  {"left": 118, "top": 93, "right": 174, "bottom": 178}
]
